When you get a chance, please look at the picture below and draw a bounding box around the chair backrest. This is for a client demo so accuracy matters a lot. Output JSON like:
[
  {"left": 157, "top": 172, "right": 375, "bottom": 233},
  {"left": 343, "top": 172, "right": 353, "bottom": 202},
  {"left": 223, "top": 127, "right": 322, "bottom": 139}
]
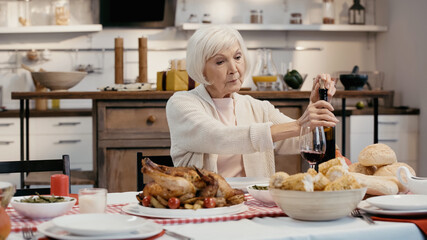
[
  {"left": 137, "top": 152, "right": 173, "bottom": 191},
  {"left": 0, "top": 155, "right": 71, "bottom": 196}
]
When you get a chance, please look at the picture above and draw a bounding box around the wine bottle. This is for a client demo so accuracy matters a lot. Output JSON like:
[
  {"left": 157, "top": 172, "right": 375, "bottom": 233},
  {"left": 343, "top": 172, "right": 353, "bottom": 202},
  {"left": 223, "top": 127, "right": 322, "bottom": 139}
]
[{"left": 319, "top": 82, "right": 336, "bottom": 162}]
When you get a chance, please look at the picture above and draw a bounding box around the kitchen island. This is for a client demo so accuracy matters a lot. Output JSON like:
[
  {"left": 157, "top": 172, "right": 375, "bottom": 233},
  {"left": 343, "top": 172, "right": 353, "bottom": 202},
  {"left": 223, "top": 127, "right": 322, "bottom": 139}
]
[{"left": 11, "top": 90, "right": 394, "bottom": 192}]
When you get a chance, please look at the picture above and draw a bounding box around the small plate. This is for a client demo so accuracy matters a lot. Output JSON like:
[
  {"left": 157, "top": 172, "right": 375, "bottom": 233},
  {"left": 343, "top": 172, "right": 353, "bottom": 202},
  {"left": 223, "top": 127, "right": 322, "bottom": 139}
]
[
  {"left": 246, "top": 184, "right": 275, "bottom": 205},
  {"left": 366, "top": 195, "right": 427, "bottom": 210},
  {"left": 122, "top": 202, "right": 248, "bottom": 219},
  {"left": 358, "top": 200, "right": 427, "bottom": 217},
  {"left": 226, "top": 177, "right": 270, "bottom": 193},
  {"left": 52, "top": 214, "right": 148, "bottom": 236},
  {"left": 38, "top": 219, "right": 162, "bottom": 240}
]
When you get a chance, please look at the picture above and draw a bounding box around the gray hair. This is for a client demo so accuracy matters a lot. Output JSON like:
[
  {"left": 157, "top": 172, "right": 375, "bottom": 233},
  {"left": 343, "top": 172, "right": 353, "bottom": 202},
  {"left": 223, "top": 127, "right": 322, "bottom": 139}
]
[{"left": 186, "top": 25, "right": 250, "bottom": 85}]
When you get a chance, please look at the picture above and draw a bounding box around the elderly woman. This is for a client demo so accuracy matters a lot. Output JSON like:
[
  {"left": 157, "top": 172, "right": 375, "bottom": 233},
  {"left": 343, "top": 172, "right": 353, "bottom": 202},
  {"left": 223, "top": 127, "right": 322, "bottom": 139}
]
[{"left": 166, "top": 25, "right": 338, "bottom": 178}]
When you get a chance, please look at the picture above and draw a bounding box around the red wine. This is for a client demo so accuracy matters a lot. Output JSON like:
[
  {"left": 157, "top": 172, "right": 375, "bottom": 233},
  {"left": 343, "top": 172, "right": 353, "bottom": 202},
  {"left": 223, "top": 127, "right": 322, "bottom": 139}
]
[
  {"left": 319, "top": 87, "right": 336, "bottom": 162},
  {"left": 301, "top": 150, "right": 325, "bottom": 164}
]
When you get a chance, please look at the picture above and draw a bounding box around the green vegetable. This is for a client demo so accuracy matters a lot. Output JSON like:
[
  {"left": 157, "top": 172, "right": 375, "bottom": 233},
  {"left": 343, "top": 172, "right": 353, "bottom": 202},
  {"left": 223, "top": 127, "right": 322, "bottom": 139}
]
[
  {"left": 284, "top": 69, "right": 304, "bottom": 89},
  {"left": 356, "top": 101, "right": 365, "bottom": 109},
  {"left": 252, "top": 185, "right": 268, "bottom": 190},
  {"left": 17, "top": 193, "right": 70, "bottom": 203}
]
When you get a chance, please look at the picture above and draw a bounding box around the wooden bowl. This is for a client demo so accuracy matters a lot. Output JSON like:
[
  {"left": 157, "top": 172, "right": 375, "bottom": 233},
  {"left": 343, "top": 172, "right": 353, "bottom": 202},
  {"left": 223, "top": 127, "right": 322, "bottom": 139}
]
[{"left": 31, "top": 72, "right": 87, "bottom": 91}]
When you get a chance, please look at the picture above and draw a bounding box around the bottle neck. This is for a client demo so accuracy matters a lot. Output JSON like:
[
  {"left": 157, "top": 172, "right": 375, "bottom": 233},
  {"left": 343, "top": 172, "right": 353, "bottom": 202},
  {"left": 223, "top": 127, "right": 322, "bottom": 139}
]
[{"left": 319, "top": 88, "right": 328, "bottom": 101}]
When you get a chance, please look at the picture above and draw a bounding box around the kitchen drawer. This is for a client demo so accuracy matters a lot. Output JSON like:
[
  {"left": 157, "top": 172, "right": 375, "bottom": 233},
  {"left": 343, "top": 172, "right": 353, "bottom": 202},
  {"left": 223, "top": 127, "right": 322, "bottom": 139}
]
[
  {"left": 30, "top": 117, "right": 92, "bottom": 135},
  {"left": 0, "top": 118, "right": 19, "bottom": 135},
  {"left": 30, "top": 134, "right": 92, "bottom": 166},
  {"left": 350, "top": 115, "right": 418, "bottom": 134},
  {"left": 0, "top": 136, "right": 19, "bottom": 160},
  {"left": 99, "top": 105, "right": 170, "bottom": 139}
]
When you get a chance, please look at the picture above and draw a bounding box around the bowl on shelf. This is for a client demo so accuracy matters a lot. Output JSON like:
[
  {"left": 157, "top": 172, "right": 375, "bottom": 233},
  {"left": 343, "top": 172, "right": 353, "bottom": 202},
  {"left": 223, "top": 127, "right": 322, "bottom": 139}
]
[
  {"left": 269, "top": 187, "right": 367, "bottom": 221},
  {"left": 247, "top": 184, "right": 275, "bottom": 204},
  {"left": 0, "top": 182, "right": 16, "bottom": 208},
  {"left": 31, "top": 71, "right": 87, "bottom": 91},
  {"left": 10, "top": 196, "right": 76, "bottom": 219},
  {"left": 339, "top": 74, "right": 368, "bottom": 90}
]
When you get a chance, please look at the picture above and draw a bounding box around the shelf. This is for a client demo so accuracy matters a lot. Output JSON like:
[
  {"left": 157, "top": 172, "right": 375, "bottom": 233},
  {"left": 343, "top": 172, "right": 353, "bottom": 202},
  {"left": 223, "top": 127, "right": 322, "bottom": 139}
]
[
  {"left": 0, "top": 24, "right": 103, "bottom": 34},
  {"left": 180, "top": 23, "right": 388, "bottom": 32}
]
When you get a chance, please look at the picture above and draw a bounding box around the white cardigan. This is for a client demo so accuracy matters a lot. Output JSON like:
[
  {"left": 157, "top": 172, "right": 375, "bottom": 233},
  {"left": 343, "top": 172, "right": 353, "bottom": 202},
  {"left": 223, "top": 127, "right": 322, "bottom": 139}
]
[{"left": 166, "top": 85, "right": 299, "bottom": 177}]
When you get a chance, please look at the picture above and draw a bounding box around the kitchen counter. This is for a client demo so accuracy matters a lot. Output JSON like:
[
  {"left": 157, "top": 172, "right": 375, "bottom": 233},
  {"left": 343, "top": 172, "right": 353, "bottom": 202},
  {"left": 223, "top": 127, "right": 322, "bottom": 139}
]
[
  {"left": 0, "top": 108, "right": 91, "bottom": 118},
  {"left": 11, "top": 90, "right": 396, "bottom": 191}
]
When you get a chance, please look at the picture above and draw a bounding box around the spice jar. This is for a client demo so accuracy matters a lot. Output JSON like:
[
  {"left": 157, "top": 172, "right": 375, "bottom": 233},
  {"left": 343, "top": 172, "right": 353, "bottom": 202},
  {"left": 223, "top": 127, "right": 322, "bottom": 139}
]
[
  {"left": 18, "top": 0, "right": 31, "bottom": 26},
  {"left": 250, "top": 10, "right": 263, "bottom": 24},
  {"left": 322, "top": 0, "right": 335, "bottom": 24},
  {"left": 52, "top": 0, "right": 70, "bottom": 25},
  {"left": 349, "top": 0, "right": 365, "bottom": 25},
  {"left": 290, "top": 13, "right": 302, "bottom": 24}
]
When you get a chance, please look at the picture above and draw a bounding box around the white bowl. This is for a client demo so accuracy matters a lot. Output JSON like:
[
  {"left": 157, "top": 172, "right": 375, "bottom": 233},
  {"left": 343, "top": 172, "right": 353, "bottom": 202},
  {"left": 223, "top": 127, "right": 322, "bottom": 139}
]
[
  {"left": 270, "top": 188, "right": 367, "bottom": 221},
  {"left": 247, "top": 184, "right": 275, "bottom": 204},
  {"left": 11, "top": 196, "right": 76, "bottom": 219},
  {"left": 31, "top": 71, "right": 87, "bottom": 91}
]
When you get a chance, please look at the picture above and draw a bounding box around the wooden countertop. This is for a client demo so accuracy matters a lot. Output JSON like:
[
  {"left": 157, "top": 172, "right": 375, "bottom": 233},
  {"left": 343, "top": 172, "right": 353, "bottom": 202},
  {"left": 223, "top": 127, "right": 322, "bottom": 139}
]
[
  {"left": 11, "top": 90, "right": 394, "bottom": 100},
  {"left": 0, "top": 108, "right": 92, "bottom": 118}
]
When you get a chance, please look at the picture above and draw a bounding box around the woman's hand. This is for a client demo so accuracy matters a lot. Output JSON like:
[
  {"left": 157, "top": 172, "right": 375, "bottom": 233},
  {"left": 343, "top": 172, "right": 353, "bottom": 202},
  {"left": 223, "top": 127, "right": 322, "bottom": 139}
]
[
  {"left": 297, "top": 100, "right": 338, "bottom": 129},
  {"left": 309, "top": 73, "right": 337, "bottom": 103}
]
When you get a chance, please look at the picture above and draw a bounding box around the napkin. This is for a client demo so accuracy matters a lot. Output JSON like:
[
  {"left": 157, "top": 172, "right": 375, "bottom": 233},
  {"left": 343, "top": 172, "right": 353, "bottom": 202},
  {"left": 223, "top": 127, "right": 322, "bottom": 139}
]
[{"left": 372, "top": 216, "right": 427, "bottom": 236}]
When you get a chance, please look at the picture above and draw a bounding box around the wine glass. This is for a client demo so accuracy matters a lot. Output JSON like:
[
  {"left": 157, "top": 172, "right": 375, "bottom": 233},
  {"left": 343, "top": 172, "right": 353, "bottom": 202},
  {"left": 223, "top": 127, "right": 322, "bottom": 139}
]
[{"left": 299, "top": 124, "right": 326, "bottom": 171}]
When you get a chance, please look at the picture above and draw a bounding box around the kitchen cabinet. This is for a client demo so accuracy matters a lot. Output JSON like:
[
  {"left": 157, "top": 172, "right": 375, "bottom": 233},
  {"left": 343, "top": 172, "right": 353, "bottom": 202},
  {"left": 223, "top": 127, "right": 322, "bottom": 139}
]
[
  {"left": 337, "top": 114, "right": 419, "bottom": 172},
  {"left": 0, "top": 118, "right": 20, "bottom": 187}
]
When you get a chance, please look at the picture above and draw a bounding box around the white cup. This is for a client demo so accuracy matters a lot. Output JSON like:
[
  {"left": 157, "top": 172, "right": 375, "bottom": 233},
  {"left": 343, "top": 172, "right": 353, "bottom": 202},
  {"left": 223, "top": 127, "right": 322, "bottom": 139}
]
[{"left": 78, "top": 188, "right": 107, "bottom": 213}]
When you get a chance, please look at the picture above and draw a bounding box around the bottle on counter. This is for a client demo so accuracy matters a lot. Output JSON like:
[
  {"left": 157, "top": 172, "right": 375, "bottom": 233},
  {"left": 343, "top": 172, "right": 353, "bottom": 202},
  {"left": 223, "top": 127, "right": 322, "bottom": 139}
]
[
  {"left": 252, "top": 49, "right": 279, "bottom": 90},
  {"left": 18, "top": 0, "right": 31, "bottom": 26},
  {"left": 322, "top": 0, "right": 335, "bottom": 24},
  {"left": 319, "top": 80, "right": 336, "bottom": 162}
]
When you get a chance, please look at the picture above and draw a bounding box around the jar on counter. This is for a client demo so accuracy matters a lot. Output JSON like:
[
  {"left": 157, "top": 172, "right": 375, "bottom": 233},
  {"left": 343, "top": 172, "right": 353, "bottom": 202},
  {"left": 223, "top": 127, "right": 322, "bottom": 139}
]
[
  {"left": 322, "top": 0, "right": 335, "bottom": 24},
  {"left": 250, "top": 10, "right": 263, "bottom": 24},
  {"left": 52, "top": 0, "right": 70, "bottom": 25},
  {"left": 18, "top": 0, "right": 31, "bottom": 26},
  {"left": 202, "top": 14, "right": 211, "bottom": 24},
  {"left": 290, "top": 13, "right": 302, "bottom": 24}
]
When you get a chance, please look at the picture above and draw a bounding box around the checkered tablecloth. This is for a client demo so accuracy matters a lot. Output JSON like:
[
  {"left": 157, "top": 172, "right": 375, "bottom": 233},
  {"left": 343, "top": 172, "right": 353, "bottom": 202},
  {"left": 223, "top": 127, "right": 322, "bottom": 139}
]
[{"left": 8, "top": 194, "right": 286, "bottom": 231}]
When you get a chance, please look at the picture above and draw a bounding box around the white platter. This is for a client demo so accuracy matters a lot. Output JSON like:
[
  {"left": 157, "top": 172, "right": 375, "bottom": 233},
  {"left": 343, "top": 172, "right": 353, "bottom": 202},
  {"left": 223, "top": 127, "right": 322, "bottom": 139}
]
[
  {"left": 51, "top": 214, "right": 149, "bottom": 236},
  {"left": 366, "top": 195, "right": 427, "bottom": 210},
  {"left": 226, "top": 177, "right": 270, "bottom": 193},
  {"left": 38, "top": 219, "right": 162, "bottom": 240},
  {"left": 122, "top": 202, "right": 248, "bottom": 219},
  {"left": 358, "top": 200, "right": 427, "bottom": 217}
]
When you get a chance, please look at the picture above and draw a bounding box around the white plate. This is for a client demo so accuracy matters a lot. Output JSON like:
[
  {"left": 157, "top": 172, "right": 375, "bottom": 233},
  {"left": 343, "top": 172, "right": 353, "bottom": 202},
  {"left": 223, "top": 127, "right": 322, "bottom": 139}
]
[
  {"left": 358, "top": 200, "right": 427, "bottom": 216},
  {"left": 226, "top": 177, "right": 270, "bottom": 193},
  {"left": 51, "top": 214, "right": 149, "bottom": 236},
  {"left": 38, "top": 219, "right": 162, "bottom": 240},
  {"left": 366, "top": 195, "right": 427, "bottom": 210},
  {"left": 122, "top": 202, "right": 248, "bottom": 218}
]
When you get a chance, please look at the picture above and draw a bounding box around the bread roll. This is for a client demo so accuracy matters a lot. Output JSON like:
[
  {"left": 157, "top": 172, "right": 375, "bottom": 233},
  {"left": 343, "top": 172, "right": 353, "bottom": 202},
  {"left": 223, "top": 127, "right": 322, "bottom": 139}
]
[
  {"left": 313, "top": 173, "right": 331, "bottom": 191},
  {"left": 349, "top": 162, "right": 377, "bottom": 175},
  {"left": 374, "top": 162, "right": 416, "bottom": 193},
  {"left": 281, "top": 173, "right": 314, "bottom": 192},
  {"left": 358, "top": 143, "right": 397, "bottom": 166},
  {"left": 325, "top": 165, "right": 348, "bottom": 182},
  {"left": 319, "top": 157, "right": 349, "bottom": 175},
  {"left": 350, "top": 172, "right": 398, "bottom": 195},
  {"left": 324, "top": 174, "right": 361, "bottom": 191}
]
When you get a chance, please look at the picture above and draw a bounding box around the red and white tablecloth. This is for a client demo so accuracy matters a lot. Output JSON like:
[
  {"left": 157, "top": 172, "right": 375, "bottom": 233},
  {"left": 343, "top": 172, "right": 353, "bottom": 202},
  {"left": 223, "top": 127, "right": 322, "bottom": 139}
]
[{"left": 7, "top": 194, "right": 286, "bottom": 232}]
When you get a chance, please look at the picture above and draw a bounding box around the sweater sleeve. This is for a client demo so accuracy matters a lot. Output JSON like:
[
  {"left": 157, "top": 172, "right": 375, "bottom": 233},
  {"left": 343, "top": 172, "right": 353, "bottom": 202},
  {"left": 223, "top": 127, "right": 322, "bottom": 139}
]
[{"left": 166, "top": 93, "right": 274, "bottom": 155}]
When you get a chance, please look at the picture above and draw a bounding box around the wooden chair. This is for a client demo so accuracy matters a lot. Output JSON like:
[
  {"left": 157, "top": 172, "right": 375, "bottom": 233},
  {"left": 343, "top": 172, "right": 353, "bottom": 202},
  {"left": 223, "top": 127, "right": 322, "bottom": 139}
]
[
  {"left": 137, "top": 152, "right": 173, "bottom": 191},
  {"left": 0, "top": 155, "right": 71, "bottom": 196}
]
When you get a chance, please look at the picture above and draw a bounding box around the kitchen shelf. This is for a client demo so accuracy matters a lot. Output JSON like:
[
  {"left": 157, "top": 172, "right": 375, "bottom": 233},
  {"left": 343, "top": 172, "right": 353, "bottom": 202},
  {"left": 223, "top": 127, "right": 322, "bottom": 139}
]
[
  {"left": 179, "top": 23, "right": 388, "bottom": 32},
  {"left": 0, "top": 24, "right": 103, "bottom": 34}
]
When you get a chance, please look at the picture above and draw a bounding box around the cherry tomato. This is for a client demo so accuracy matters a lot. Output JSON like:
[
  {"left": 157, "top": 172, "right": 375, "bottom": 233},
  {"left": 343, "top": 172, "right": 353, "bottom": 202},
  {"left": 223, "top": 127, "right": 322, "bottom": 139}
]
[
  {"left": 203, "top": 197, "right": 216, "bottom": 208},
  {"left": 142, "top": 196, "right": 151, "bottom": 207},
  {"left": 168, "top": 197, "right": 181, "bottom": 209}
]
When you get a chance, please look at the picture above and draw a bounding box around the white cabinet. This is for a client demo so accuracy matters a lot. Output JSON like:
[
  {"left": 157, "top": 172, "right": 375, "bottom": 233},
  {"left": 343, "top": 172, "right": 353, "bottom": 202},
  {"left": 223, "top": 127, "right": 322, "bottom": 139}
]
[
  {"left": 337, "top": 115, "right": 419, "bottom": 171},
  {"left": 0, "top": 118, "right": 20, "bottom": 187}
]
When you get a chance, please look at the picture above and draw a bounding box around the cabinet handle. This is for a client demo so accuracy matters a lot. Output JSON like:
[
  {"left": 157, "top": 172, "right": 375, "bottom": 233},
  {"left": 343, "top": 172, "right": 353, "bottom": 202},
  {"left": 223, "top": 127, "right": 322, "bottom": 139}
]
[
  {"left": 56, "top": 140, "right": 82, "bottom": 144},
  {"left": 0, "top": 123, "right": 14, "bottom": 127},
  {"left": 146, "top": 115, "right": 157, "bottom": 124},
  {"left": 0, "top": 141, "right": 14, "bottom": 145},
  {"left": 379, "top": 139, "right": 398, "bottom": 142},
  {"left": 378, "top": 121, "right": 398, "bottom": 125},
  {"left": 57, "top": 122, "right": 81, "bottom": 126}
]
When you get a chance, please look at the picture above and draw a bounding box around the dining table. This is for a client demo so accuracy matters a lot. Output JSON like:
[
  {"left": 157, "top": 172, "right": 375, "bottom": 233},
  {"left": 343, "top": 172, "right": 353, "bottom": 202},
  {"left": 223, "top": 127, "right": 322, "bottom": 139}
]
[{"left": 5, "top": 191, "right": 426, "bottom": 240}]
